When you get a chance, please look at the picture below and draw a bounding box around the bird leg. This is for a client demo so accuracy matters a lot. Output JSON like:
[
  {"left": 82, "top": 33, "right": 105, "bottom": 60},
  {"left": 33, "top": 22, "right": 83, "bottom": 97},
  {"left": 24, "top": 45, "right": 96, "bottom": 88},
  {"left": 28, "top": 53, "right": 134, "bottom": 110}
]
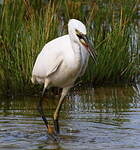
[
  {"left": 38, "top": 96, "right": 59, "bottom": 141},
  {"left": 53, "top": 87, "right": 70, "bottom": 134},
  {"left": 38, "top": 97, "right": 48, "bottom": 129},
  {"left": 37, "top": 80, "right": 50, "bottom": 129},
  {"left": 37, "top": 87, "right": 48, "bottom": 129}
]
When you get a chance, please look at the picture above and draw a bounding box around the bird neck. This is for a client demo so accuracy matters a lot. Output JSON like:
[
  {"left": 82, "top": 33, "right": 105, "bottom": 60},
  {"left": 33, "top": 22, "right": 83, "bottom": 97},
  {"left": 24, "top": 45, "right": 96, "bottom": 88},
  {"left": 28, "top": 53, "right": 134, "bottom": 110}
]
[{"left": 70, "top": 40, "right": 82, "bottom": 68}]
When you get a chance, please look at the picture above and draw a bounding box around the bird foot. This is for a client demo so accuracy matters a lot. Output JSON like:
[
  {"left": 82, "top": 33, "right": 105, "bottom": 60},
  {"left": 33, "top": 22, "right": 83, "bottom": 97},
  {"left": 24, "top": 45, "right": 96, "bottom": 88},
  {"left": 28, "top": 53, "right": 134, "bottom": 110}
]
[{"left": 47, "top": 125, "right": 60, "bottom": 142}]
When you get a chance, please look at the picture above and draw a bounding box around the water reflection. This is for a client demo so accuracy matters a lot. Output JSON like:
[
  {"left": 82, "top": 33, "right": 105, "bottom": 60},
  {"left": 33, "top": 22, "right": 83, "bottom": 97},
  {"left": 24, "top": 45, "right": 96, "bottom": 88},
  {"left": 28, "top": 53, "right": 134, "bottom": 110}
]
[{"left": 0, "top": 85, "right": 140, "bottom": 149}]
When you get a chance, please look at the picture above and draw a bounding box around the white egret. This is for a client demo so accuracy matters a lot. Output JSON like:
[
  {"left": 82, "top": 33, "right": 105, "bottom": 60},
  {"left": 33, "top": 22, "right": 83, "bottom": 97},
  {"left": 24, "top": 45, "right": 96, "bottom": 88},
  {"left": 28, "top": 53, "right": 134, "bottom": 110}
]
[{"left": 31, "top": 19, "right": 96, "bottom": 136}]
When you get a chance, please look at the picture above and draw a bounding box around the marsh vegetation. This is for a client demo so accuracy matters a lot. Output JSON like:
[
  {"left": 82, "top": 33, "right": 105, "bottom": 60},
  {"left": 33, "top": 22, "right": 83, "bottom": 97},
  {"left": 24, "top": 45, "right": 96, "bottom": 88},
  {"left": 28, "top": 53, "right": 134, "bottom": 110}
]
[{"left": 0, "top": 0, "right": 139, "bottom": 96}]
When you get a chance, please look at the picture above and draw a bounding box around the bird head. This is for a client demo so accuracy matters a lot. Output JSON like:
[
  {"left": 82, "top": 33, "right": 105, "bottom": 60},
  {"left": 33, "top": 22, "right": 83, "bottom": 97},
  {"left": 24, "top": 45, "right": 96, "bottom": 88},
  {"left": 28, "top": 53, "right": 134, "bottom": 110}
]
[{"left": 68, "top": 19, "right": 97, "bottom": 64}]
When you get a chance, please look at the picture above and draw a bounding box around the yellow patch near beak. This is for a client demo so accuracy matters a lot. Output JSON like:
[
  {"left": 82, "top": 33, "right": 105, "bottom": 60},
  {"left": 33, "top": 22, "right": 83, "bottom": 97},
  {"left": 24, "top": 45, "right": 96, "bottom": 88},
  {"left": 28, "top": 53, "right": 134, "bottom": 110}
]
[
  {"left": 80, "top": 38, "right": 88, "bottom": 47},
  {"left": 75, "top": 29, "right": 89, "bottom": 48}
]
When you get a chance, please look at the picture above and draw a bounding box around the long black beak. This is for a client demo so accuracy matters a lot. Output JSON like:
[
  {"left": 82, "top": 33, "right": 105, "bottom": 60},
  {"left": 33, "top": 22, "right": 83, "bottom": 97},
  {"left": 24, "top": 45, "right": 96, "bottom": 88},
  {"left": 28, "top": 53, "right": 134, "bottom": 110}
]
[{"left": 80, "top": 35, "right": 97, "bottom": 64}]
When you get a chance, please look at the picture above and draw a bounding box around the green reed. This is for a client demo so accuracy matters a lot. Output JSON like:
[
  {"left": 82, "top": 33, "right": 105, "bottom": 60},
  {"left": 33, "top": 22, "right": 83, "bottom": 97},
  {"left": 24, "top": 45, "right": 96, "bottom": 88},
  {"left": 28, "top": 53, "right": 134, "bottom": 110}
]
[{"left": 0, "top": 0, "right": 139, "bottom": 96}]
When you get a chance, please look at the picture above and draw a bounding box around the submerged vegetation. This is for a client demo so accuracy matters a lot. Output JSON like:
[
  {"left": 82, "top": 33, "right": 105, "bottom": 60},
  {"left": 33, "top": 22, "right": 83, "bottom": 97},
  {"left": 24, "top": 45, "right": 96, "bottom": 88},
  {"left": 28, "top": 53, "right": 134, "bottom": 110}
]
[{"left": 0, "top": 0, "right": 139, "bottom": 96}]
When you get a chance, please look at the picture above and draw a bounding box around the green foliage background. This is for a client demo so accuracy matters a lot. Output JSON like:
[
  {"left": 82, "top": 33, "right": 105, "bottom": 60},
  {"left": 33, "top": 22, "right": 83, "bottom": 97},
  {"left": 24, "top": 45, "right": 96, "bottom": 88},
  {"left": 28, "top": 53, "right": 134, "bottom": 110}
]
[{"left": 0, "top": 0, "right": 139, "bottom": 96}]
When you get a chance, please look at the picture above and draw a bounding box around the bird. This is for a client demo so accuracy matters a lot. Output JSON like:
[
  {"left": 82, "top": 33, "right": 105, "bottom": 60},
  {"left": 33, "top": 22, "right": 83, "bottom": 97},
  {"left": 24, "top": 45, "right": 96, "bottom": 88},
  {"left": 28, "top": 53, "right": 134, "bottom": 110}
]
[{"left": 31, "top": 19, "right": 97, "bottom": 137}]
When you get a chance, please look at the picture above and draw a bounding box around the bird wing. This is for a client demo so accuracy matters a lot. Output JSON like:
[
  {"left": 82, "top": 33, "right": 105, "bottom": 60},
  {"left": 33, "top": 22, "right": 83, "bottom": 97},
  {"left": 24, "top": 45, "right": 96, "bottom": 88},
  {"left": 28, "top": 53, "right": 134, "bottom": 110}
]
[
  {"left": 32, "top": 45, "right": 63, "bottom": 78},
  {"left": 32, "top": 35, "right": 72, "bottom": 80},
  {"left": 45, "top": 55, "right": 63, "bottom": 76}
]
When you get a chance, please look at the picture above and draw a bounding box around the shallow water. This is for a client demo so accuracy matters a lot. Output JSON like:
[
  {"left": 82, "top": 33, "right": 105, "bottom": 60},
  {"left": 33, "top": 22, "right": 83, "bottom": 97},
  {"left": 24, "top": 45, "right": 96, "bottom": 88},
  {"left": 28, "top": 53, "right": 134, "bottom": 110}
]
[{"left": 1, "top": 85, "right": 140, "bottom": 150}]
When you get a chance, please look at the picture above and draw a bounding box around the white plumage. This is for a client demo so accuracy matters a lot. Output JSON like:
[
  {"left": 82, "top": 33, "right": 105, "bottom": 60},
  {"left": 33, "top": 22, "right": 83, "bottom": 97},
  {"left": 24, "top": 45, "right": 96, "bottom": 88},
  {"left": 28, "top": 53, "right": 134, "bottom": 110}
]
[
  {"left": 31, "top": 19, "right": 96, "bottom": 134},
  {"left": 32, "top": 35, "right": 89, "bottom": 87}
]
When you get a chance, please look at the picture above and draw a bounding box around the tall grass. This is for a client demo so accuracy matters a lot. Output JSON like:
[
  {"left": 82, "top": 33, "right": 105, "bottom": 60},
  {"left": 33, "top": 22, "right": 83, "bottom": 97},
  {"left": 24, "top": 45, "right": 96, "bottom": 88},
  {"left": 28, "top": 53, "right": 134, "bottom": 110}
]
[{"left": 0, "top": 0, "right": 139, "bottom": 96}]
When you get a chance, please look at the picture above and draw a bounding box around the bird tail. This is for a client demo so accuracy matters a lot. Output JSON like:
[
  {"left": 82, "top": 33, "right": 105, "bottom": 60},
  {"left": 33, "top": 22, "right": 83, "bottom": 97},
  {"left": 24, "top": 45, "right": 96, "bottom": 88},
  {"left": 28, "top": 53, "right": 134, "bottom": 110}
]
[{"left": 31, "top": 75, "right": 36, "bottom": 84}]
